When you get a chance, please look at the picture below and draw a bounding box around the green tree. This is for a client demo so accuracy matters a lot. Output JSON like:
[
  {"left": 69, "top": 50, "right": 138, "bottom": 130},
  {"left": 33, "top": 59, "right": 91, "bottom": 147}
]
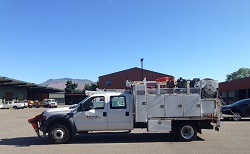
[
  {"left": 82, "top": 82, "right": 98, "bottom": 93},
  {"left": 65, "top": 80, "right": 78, "bottom": 93},
  {"left": 74, "top": 89, "right": 84, "bottom": 93},
  {"left": 226, "top": 68, "right": 250, "bottom": 81}
]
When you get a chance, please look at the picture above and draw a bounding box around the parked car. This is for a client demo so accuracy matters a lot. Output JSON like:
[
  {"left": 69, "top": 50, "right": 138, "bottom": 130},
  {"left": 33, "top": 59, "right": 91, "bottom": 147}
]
[
  {"left": 0, "top": 103, "right": 3, "bottom": 109},
  {"left": 1, "top": 101, "right": 25, "bottom": 109},
  {"left": 28, "top": 100, "right": 35, "bottom": 108},
  {"left": 22, "top": 100, "right": 28, "bottom": 108},
  {"left": 43, "top": 99, "right": 57, "bottom": 108},
  {"left": 27, "top": 100, "right": 43, "bottom": 108},
  {"left": 35, "top": 100, "right": 43, "bottom": 108},
  {"left": 222, "top": 98, "right": 250, "bottom": 121}
]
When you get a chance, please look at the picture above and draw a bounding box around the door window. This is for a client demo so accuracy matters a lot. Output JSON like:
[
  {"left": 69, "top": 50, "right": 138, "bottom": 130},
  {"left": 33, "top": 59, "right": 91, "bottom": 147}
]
[
  {"left": 110, "top": 96, "right": 126, "bottom": 109},
  {"left": 83, "top": 96, "right": 105, "bottom": 110}
]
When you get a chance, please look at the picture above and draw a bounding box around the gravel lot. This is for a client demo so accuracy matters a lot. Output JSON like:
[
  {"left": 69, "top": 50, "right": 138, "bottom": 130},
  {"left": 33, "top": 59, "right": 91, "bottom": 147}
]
[{"left": 1, "top": 106, "right": 250, "bottom": 154}]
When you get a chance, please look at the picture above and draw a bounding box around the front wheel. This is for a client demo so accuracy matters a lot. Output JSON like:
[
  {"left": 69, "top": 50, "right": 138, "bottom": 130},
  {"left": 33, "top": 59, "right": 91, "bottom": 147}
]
[
  {"left": 176, "top": 122, "right": 197, "bottom": 141},
  {"left": 232, "top": 113, "right": 241, "bottom": 121},
  {"left": 48, "top": 124, "right": 70, "bottom": 144}
]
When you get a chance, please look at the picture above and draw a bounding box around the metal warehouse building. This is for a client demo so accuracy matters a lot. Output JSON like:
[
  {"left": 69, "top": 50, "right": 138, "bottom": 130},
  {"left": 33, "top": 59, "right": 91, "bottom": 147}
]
[
  {"left": 219, "top": 77, "right": 250, "bottom": 104},
  {"left": 98, "top": 67, "right": 173, "bottom": 89},
  {"left": 0, "top": 76, "right": 64, "bottom": 105}
]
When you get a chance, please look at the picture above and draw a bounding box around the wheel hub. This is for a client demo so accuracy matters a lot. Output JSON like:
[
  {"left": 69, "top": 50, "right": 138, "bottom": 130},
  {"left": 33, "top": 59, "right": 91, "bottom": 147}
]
[
  {"left": 181, "top": 125, "right": 194, "bottom": 139},
  {"left": 233, "top": 113, "right": 241, "bottom": 121},
  {"left": 53, "top": 129, "right": 64, "bottom": 140}
]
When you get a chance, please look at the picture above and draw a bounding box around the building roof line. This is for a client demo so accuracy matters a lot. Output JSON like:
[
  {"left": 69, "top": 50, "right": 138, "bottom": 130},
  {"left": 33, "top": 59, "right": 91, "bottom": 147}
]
[
  {"left": 0, "top": 76, "right": 64, "bottom": 92},
  {"left": 98, "top": 67, "right": 173, "bottom": 78},
  {"left": 219, "top": 76, "right": 250, "bottom": 84}
]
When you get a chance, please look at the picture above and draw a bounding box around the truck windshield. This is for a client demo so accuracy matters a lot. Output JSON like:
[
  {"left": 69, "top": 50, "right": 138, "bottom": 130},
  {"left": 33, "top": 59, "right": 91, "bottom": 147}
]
[{"left": 69, "top": 96, "right": 90, "bottom": 109}]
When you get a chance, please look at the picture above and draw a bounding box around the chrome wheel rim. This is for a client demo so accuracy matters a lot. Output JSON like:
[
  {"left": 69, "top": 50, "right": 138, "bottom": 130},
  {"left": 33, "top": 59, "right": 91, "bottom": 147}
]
[
  {"left": 181, "top": 125, "right": 194, "bottom": 140},
  {"left": 53, "top": 129, "right": 64, "bottom": 140},
  {"left": 233, "top": 113, "right": 241, "bottom": 121}
]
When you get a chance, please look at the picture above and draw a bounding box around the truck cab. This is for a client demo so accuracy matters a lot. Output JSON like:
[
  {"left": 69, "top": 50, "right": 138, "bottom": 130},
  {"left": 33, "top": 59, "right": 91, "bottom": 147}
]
[
  {"left": 41, "top": 92, "right": 133, "bottom": 143},
  {"left": 73, "top": 93, "right": 133, "bottom": 131}
]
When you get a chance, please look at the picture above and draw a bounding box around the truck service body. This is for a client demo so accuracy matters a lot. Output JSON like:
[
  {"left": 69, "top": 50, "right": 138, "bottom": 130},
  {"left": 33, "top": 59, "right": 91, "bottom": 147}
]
[{"left": 29, "top": 77, "right": 221, "bottom": 144}]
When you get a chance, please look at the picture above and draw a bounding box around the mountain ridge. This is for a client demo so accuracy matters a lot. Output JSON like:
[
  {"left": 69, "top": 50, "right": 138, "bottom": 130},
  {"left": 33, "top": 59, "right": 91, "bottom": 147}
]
[{"left": 40, "top": 78, "right": 94, "bottom": 90}]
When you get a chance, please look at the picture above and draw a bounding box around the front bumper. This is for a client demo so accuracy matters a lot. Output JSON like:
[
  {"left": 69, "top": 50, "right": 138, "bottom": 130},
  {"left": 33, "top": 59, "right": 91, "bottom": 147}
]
[
  {"left": 39, "top": 115, "right": 47, "bottom": 133},
  {"left": 221, "top": 114, "right": 235, "bottom": 118}
]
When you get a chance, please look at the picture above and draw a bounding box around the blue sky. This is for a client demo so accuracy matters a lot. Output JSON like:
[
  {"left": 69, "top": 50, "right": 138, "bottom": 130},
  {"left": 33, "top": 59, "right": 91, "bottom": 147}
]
[{"left": 0, "top": 0, "right": 249, "bottom": 84}]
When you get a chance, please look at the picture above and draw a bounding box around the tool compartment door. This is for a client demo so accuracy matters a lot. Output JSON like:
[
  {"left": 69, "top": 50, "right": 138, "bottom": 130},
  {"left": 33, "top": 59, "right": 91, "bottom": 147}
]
[
  {"left": 147, "top": 95, "right": 165, "bottom": 118},
  {"left": 183, "top": 94, "right": 201, "bottom": 117},
  {"left": 165, "top": 94, "right": 183, "bottom": 117},
  {"left": 134, "top": 84, "right": 147, "bottom": 122},
  {"left": 201, "top": 100, "right": 215, "bottom": 114}
]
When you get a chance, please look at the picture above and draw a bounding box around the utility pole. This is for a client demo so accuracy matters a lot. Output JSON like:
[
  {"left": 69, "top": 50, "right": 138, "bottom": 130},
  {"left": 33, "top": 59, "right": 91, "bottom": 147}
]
[{"left": 140, "top": 58, "right": 144, "bottom": 80}]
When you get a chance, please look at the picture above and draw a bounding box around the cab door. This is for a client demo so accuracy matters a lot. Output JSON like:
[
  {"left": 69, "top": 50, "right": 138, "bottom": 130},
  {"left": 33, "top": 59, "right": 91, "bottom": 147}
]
[
  {"left": 107, "top": 95, "right": 132, "bottom": 130},
  {"left": 74, "top": 96, "right": 108, "bottom": 131}
]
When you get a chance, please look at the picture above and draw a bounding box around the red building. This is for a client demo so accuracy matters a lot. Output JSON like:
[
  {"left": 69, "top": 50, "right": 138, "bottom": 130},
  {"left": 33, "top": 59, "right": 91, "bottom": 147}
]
[
  {"left": 98, "top": 67, "right": 173, "bottom": 89},
  {"left": 219, "top": 77, "right": 250, "bottom": 104}
]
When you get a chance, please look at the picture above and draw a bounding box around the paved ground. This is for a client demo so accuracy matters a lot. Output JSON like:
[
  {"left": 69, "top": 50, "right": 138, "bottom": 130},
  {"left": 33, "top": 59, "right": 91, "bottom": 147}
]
[{"left": 1, "top": 106, "right": 250, "bottom": 154}]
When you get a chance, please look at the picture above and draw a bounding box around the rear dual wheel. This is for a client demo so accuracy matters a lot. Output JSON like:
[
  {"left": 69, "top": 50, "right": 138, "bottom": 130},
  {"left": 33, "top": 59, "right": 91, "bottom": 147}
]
[{"left": 176, "top": 122, "right": 197, "bottom": 141}]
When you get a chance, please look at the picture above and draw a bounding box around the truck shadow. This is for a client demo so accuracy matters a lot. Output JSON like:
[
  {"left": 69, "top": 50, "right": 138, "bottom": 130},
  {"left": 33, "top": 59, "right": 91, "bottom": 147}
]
[
  {"left": 0, "top": 133, "right": 204, "bottom": 146},
  {"left": 221, "top": 118, "right": 250, "bottom": 122},
  {"left": 72, "top": 132, "right": 204, "bottom": 144},
  {"left": 0, "top": 136, "right": 48, "bottom": 147}
]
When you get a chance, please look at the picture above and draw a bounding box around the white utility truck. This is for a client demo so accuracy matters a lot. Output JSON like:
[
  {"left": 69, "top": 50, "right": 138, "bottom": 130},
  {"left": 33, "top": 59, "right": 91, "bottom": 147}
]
[
  {"left": 1, "top": 101, "right": 25, "bottom": 109},
  {"left": 30, "top": 77, "right": 221, "bottom": 144}
]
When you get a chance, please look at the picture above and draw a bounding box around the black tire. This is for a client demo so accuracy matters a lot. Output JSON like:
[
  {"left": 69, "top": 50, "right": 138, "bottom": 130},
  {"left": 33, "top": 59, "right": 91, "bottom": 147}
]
[
  {"left": 232, "top": 112, "right": 242, "bottom": 121},
  {"left": 176, "top": 122, "right": 197, "bottom": 141},
  {"left": 13, "top": 106, "right": 17, "bottom": 109},
  {"left": 48, "top": 124, "right": 70, "bottom": 144}
]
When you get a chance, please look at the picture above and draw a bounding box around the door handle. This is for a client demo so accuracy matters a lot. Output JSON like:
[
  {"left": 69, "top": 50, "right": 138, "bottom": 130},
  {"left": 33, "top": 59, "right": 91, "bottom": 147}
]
[
  {"left": 125, "top": 112, "right": 129, "bottom": 116},
  {"left": 103, "top": 112, "right": 107, "bottom": 117}
]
